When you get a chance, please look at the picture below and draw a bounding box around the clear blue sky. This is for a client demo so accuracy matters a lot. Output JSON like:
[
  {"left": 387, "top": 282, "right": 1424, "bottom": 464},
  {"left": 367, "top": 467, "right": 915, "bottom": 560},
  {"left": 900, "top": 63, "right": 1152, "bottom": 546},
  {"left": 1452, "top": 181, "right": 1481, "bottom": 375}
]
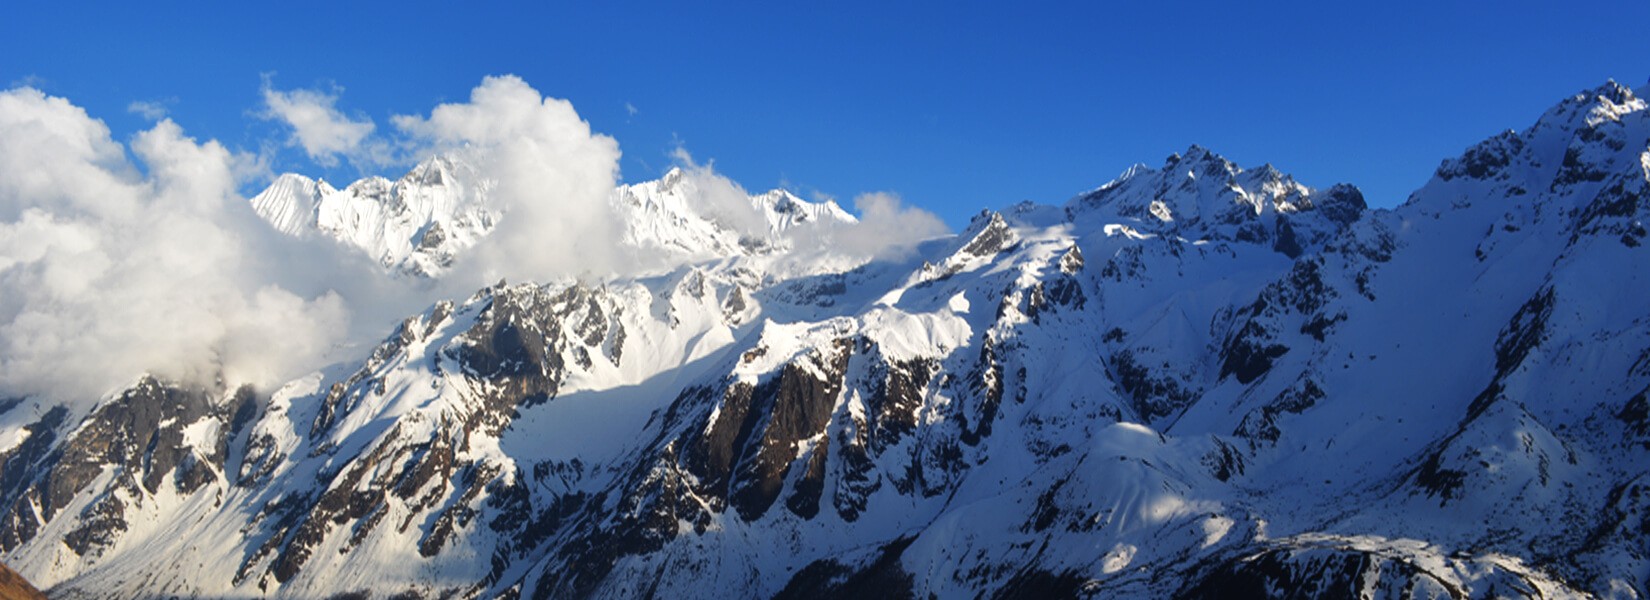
[{"left": 5, "top": 1, "right": 1647, "bottom": 226}]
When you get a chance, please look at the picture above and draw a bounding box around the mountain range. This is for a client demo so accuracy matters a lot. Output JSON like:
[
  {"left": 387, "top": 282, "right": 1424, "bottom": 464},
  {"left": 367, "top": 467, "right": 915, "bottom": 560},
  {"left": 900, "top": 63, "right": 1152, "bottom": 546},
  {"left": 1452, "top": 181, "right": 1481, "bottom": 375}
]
[
  {"left": 249, "top": 156, "right": 856, "bottom": 277},
  {"left": 0, "top": 80, "right": 1647, "bottom": 599}
]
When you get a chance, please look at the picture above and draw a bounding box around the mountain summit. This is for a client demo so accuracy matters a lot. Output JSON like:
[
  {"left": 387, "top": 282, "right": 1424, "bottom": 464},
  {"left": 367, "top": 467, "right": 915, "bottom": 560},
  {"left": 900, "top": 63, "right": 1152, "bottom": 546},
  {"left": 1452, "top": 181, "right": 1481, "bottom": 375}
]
[{"left": 2, "top": 82, "right": 1648, "bottom": 599}]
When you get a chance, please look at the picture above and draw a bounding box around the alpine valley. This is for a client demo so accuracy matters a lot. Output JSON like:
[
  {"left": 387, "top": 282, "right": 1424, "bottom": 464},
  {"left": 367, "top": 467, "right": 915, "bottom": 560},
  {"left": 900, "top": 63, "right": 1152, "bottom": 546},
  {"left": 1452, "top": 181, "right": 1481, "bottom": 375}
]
[{"left": 2, "top": 81, "right": 1649, "bottom": 599}]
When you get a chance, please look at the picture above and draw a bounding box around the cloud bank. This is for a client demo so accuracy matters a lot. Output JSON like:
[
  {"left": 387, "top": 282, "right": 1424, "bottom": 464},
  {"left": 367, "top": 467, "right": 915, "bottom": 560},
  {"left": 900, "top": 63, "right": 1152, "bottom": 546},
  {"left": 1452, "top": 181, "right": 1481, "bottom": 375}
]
[{"left": 0, "top": 87, "right": 349, "bottom": 402}]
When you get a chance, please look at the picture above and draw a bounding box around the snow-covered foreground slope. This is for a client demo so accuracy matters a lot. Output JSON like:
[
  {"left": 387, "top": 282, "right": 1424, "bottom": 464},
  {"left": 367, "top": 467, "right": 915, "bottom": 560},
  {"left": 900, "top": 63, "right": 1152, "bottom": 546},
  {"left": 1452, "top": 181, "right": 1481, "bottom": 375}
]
[{"left": 2, "top": 81, "right": 1649, "bottom": 599}]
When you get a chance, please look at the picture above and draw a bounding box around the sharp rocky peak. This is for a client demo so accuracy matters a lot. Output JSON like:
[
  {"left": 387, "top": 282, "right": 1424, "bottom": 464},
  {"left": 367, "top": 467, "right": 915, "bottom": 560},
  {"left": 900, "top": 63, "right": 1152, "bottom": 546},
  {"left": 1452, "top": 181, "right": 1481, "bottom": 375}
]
[
  {"left": 1418, "top": 79, "right": 1649, "bottom": 222},
  {"left": 399, "top": 153, "right": 472, "bottom": 188},
  {"left": 1067, "top": 145, "right": 1364, "bottom": 256},
  {"left": 957, "top": 209, "right": 1014, "bottom": 256},
  {"left": 1163, "top": 143, "right": 1237, "bottom": 173},
  {"left": 1555, "top": 80, "right": 1644, "bottom": 126}
]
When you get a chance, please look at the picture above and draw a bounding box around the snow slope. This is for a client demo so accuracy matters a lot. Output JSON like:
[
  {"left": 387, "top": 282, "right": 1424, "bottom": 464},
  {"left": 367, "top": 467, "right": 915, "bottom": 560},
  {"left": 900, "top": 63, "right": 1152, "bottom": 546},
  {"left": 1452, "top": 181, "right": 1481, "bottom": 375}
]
[{"left": 2, "top": 81, "right": 1648, "bottom": 599}]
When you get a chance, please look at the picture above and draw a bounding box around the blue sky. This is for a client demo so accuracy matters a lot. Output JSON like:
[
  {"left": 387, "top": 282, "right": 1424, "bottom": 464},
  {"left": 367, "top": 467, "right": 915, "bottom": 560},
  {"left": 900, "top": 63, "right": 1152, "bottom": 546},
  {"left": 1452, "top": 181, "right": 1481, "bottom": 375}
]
[{"left": 5, "top": 1, "right": 1647, "bottom": 226}]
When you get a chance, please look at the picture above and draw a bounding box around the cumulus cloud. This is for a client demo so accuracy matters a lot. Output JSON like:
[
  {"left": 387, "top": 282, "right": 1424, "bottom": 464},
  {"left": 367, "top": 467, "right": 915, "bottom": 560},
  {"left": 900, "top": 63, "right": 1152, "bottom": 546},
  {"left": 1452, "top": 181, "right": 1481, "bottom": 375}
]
[
  {"left": 260, "top": 76, "right": 379, "bottom": 167},
  {"left": 0, "top": 76, "right": 631, "bottom": 402},
  {"left": 0, "top": 87, "right": 350, "bottom": 402},
  {"left": 0, "top": 91, "right": 136, "bottom": 222},
  {"left": 391, "top": 75, "right": 625, "bottom": 288},
  {"left": 0, "top": 74, "right": 957, "bottom": 406}
]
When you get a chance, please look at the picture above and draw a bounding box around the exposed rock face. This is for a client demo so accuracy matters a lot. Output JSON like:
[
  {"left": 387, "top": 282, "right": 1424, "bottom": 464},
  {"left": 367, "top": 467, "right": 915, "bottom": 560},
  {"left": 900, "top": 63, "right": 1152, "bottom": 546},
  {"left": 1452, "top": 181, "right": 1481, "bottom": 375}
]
[
  {"left": 0, "top": 377, "right": 254, "bottom": 561},
  {"left": 2, "top": 82, "right": 1649, "bottom": 599}
]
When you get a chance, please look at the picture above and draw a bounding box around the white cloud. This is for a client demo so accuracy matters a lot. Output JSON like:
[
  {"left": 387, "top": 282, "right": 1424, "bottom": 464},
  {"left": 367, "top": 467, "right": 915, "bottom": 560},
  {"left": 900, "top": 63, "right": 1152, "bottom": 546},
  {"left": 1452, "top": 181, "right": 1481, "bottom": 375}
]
[
  {"left": 259, "top": 77, "right": 378, "bottom": 167},
  {"left": 0, "top": 86, "right": 350, "bottom": 403},
  {"left": 652, "top": 146, "right": 949, "bottom": 267},
  {"left": 127, "top": 100, "right": 169, "bottom": 120},
  {"left": 842, "top": 191, "right": 950, "bottom": 256},
  {"left": 668, "top": 147, "right": 771, "bottom": 239},
  {"left": 0, "top": 76, "right": 636, "bottom": 403},
  {"left": 0, "top": 89, "right": 136, "bottom": 222},
  {"left": 0, "top": 75, "right": 958, "bottom": 406},
  {"left": 392, "top": 75, "right": 626, "bottom": 288},
  {"left": 784, "top": 191, "right": 949, "bottom": 264}
]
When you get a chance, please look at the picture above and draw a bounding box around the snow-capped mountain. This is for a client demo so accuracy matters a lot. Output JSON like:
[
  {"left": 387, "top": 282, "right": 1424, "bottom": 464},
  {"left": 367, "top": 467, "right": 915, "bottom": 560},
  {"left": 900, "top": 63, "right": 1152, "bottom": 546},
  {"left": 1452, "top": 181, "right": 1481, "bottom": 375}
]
[
  {"left": 251, "top": 155, "right": 498, "bottom": 277},
  {"left": 3, "top": 81, "right": 1648, "bottom": 599},
  {"left": 251, "top": 158, "right": 855, "bottom": 277},
  {"left": 617, "top": 166, "right": 857, "bottom": 258}
]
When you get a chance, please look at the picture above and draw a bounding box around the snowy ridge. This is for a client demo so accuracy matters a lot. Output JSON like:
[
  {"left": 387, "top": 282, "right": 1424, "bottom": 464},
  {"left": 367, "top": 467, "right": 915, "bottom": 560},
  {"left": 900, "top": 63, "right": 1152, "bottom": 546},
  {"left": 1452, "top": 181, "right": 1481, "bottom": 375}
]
[
  {"left": 2, "top": 81, "right": 1648, "bottom": 599},
  {"left": 1067, "top": 143, "right": 1367, "bottom": 258},
  {"left": 249, "top": 154, "right": 495, "bottom": 276},
  {"left": 615, "top": 166, "right": 855, "bottom": 260},
  {"left": 253, "top": 161, "right": 856, "bottom": 277},
  {"left": 249, "top": 174, "right": 336, "bottom": 237},
  {"left": 751, "top": 187, "right": 857, "bottom": 232}
]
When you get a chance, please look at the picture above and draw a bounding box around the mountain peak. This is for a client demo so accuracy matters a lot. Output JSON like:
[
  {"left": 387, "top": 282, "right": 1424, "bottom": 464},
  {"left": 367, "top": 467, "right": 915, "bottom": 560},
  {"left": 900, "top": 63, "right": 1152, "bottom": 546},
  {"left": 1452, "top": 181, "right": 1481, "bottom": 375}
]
[
  {"left": 1068, "top": 147, "right": 1359, "bottom": 254},
  {"left": 1166, "top": 144, "right": 1242, "bottom": 183},
  {"left": 1528, "top": 79, "right": 1647, "bottom": 134},
  {"left": 271, "top": 172, "right": 316, "bottom": 187},
  {"left": 1424, "top": 78, "right": 1647, "bottom": 216},
  {"left": 659, "top": 165, "right": 686, "bottom": 190},
  {"left": 752, "top": 188, "right": 855, "bottom": 226},
  {"left": 958, "top": 210, "right": 1013, "bottom": 257},
  {"left": 249, "top": 173, "right": 324, "bottom": 237},
  {"left": 1569, "top": 79, "right": 1644, "bottom": 129},
  {"left": 1592, "top": 78, "right": 1638, "bottom": 105},
  {"left": 1115, "top": 162, "right": 1154, "bottom": 183},
  {"left": 401, "top": 153, "right": 468, "bottom": 188}
]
